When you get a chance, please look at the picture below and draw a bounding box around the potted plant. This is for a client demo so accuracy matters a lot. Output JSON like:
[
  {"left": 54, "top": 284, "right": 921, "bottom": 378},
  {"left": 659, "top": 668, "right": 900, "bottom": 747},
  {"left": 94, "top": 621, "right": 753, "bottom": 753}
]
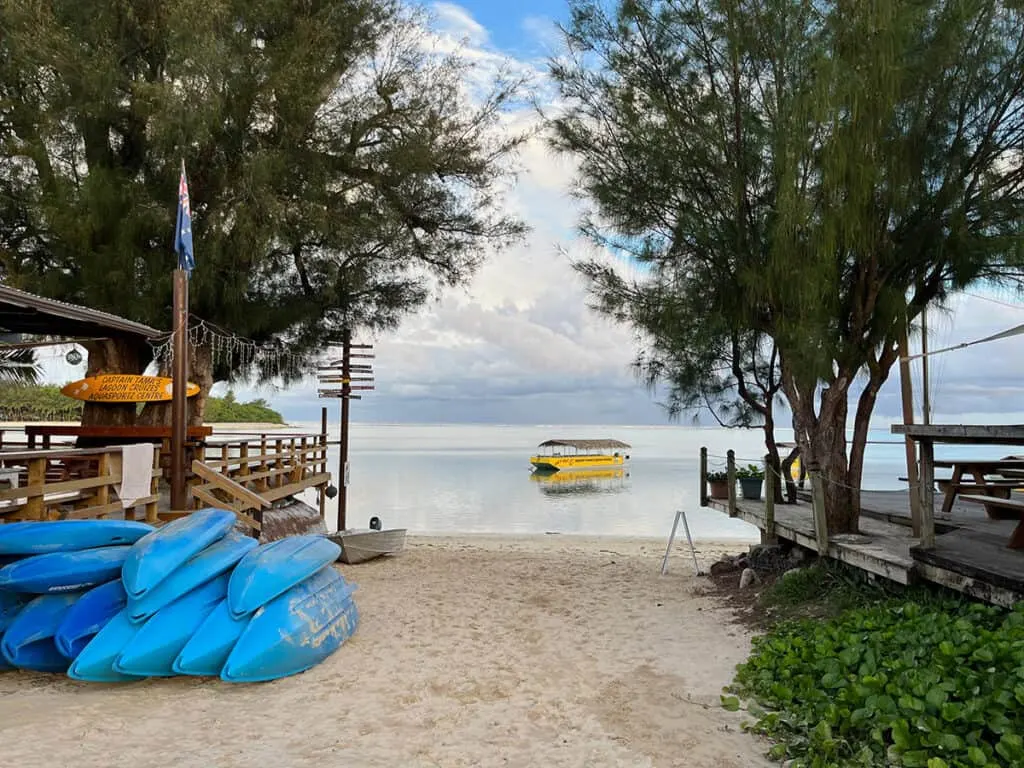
[
  {"left": 707, "top": 470, "right": 730, "bottom": 499},
  {"left": 736, "top": 463, "right": 765, "bottom": 500}
]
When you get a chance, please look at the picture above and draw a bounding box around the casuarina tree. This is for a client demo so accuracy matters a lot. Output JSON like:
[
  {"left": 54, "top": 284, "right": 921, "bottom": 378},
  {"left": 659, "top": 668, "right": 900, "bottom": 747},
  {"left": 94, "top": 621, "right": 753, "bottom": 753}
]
[
  {"left": 550, "top": 0, "right": 1024, "bottom": 532},
  {"left": 0, "top": 0, "right": 527, "bottom": 424}
]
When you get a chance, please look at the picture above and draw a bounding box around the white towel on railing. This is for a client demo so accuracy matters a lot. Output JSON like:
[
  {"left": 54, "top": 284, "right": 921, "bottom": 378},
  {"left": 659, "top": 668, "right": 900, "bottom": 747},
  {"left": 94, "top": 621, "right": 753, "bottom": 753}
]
[{"left": 114, "top": 443, "right": 155, "bottom": 508}]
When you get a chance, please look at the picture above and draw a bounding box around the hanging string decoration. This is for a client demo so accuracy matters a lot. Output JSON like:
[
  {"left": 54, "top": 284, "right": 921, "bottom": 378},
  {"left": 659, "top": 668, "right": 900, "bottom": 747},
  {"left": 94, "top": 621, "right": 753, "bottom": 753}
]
[{"left": 148, "top": 318, "right": 306, "bottom": 378}]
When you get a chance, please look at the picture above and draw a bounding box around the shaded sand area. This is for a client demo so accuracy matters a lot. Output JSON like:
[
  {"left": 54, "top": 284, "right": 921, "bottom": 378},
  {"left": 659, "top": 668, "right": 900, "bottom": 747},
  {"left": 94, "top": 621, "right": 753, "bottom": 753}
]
[{"left": 0, "top": 535, "right": 770, "bottom": 767}]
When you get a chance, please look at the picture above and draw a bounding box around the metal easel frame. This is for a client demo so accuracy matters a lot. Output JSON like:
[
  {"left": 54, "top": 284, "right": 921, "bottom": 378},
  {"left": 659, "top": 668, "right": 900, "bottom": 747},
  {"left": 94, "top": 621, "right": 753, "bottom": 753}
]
[{"left": 661, "top": 508, "right": 704, "bottom": 576}]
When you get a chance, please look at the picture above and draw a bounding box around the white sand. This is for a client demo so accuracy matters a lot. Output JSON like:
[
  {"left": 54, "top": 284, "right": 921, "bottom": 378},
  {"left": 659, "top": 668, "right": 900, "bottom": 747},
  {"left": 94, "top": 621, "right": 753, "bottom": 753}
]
[{"left": 0, "top": 535, "right": 770, "bottom": 767}]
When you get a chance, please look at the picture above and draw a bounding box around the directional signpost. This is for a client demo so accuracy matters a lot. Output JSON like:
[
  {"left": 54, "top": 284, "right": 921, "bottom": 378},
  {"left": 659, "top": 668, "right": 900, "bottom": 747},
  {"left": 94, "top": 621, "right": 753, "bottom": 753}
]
[{"left": 317, "top": 329, "right": 374, "bottom": 531}]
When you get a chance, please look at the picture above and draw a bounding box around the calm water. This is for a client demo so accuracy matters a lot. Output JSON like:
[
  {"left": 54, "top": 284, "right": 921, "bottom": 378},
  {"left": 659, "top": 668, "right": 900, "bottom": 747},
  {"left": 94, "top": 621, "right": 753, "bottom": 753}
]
[{"left": 288, "top": 422, "right": 969, "bottom": 540}]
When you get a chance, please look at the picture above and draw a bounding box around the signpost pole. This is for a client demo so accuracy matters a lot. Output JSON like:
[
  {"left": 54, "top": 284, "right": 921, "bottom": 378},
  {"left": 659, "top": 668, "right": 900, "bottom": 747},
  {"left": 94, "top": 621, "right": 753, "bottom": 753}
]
[
  {"left": 338, "top": 328, "right": 351, "bottom": 532},
  {"left": 170, "top": 268, "right": 189, "bottom": 511}
]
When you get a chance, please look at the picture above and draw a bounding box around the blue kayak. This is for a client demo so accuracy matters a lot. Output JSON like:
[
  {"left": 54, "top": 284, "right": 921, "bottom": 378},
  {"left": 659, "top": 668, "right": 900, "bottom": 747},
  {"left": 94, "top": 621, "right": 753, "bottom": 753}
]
[
  {"left": 121, "top": 508, "right": 236, "bottom": 600},
  {"left": 227, "top": 535, "right": 340, "bottom": 619},
  {"left": 0, "top": 546, "right": 131, "bottom": 594},
  {"left": 1, "top": 592, "right": 81, "bottom": 672},
  {"left": 114, "top": 573, "right": 229, "bottom": 677},
  {"left": 55, "top": 580, "right": 127, "bottom": 660},
  {"left": 173, "top": 598, "right": 250, "bottom": 676},
  {"left": 126, "top": 531, "right": 256, "bottom": 624},
  {"left": 67, "top": 609, "right": 146, "bottom": 683},
  {"left": 0, "top": 520, "right": 154, "bottom": 556},
  {"left": 0, "top": 591, "right": 29, "bottom": 633},
  {"left": 222, "top": 567, "right": 358, "bottom": 683}
]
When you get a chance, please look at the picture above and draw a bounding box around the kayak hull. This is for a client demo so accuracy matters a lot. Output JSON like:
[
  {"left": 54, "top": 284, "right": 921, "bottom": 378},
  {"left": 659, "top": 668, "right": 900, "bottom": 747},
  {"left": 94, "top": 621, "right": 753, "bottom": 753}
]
[
  {"left": 1, "top": 592, "right": 82, "bottom": 672},
  {"left": 55, "top": 580, "right": 127, "bottom": 660},
  {"left": 227, "top": 535, "right": 340, "bottom": 619},
  {"left": 222, "top": 567, "right": 358, "bottom": 683},
  {"left": 0, "top": 521, "right": 154, "bottom": 556},
  {"left": 0, "top": 546, "right": 131, "bottom": 594},
  {"left": 172, "top": 598, "right": 250, "bottom": 676},
  {"left": 67, "top": 610, "right": 146, "bottom": 683},
  {"left": 121, "top": 508, "right": 236, "bottom": 600}
]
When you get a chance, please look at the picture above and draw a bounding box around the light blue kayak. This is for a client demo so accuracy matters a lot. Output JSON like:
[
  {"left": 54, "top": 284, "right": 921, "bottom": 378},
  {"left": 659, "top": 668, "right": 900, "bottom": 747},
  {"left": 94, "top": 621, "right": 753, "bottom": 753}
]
[
  {"left": 227, "top": 535, "right": 341, "bottom": 619},
  {"left": 0, "top": 546, "right": 131, "bottom": 594},
  {"left": 0, "top": 520, "right": 154, "bottom": 556},
  {"left": 121, "top": 508, "right": 236, "bottom": 600},
  {"left": 55, "top": 580, "right": 127, "bottom": 660},
  {"left": 114, "top": 573, "right": 229, "bottom": 677},
  {"left": 1, "top": 592, "right": 81, "bottom": 672},
  {"left": 67, "top": 609, "right": 146, "bottom": 683},
  {"left": 222, "top": 567, "right": 358, "bottom": 683},
  {"left": 126, "top": 531, "right": 256, "bottom": 624},
  {"left": 172, "top": 598, "right": 250, "bottom": 676}
]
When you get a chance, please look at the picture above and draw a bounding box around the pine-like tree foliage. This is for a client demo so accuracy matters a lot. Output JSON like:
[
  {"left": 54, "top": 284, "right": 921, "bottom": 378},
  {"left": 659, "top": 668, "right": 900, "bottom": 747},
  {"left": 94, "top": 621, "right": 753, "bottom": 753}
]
[
  {"left": 0, "top": 0, "right": 527, "bottom": 384},
  {"left": 550, "top": 0, "right": 1024, "bottom": 532},
  {"left": 0, "top": 348, "right": 40, "bottom": 385}
]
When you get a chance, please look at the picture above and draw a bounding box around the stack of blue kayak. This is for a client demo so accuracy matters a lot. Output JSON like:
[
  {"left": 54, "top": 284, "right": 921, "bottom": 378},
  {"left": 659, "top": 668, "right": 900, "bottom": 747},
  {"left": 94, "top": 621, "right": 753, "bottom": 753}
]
[{"left": 0, "top": 509, "right": 358, "bottom": 682}]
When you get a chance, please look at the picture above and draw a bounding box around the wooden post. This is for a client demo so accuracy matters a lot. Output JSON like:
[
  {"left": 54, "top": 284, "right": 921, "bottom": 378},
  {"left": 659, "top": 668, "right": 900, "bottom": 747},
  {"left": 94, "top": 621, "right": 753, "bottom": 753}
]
[
  {"left": 25, "top": 457, "right": 45, "bottom": 520},
  {"left": 319, "top": 406, "right": 328, "bottom": 519},
  {"left": 274, "top": 439, "right": 284, "bottom": 489},
  {"left": 810, "top": 470, "right": 829, "bottom": 556},
  {"left": 238, "top": 443, "right": 250, "bottom": 490},
  {"left": 898, "top": 320, "right": 924, "bottom": 537},
  {"left": 764, "top": 454, "right": 776, "bottom": 544},
  {"left": 146, "top": 446, "right": 160, "bottom": 523},
  {"left": 170, "top": 267, "right": 189, "bottom": 512},
  {"left": 726, "top": 449, "right": 737, "bottom": 517},
  {"left": 699, "top": 447, "right": 708, "bottom": 506},
  {"left": 338, "top": 328, "right": 351, "bottom": 532},
  {"left": 919, "top": 438, "right": 936, "bottom": 548},
  {"left": 94, "top": 451, "right": 111, "bottom": 519}
]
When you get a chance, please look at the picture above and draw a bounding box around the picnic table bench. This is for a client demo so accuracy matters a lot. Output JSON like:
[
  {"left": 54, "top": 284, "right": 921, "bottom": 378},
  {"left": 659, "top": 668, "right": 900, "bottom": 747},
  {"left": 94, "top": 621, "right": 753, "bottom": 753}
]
[{"left": 932, "top": 459, "right": 1024, "bottom": 515}]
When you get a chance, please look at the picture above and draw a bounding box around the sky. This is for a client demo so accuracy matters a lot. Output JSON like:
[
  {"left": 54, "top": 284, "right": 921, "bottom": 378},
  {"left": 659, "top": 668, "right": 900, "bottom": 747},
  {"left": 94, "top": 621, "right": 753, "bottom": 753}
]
[{"left": 35, "top": 1, "right": 1024, "bottom": 428}]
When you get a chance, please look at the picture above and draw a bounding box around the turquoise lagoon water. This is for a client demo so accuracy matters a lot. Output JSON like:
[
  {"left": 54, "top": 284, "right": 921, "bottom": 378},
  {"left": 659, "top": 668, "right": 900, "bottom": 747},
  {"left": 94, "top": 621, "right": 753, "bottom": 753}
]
[{"left": 288, "top": 422, "right": 970, "bottom": 540}]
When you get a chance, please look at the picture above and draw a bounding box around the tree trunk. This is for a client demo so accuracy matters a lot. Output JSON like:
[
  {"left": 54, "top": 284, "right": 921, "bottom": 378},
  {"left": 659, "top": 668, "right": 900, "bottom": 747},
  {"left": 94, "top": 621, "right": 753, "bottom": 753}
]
[
  {"left": 760, "top": 410, "right": 785, "bottom": 504},
  {"left": 137, "top": 344, "right": 215, "bottom": 427},
  {"left": 812, "top": 383, "right": 857, "bottom": 533},
  {"left": 79, "top": 337, "right": 149, "bottom": 427}
]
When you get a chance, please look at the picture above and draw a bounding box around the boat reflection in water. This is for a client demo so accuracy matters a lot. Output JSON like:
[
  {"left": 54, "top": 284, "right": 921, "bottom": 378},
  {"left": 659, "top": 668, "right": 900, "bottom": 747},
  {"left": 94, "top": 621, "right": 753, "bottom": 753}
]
[{"left": 529, "top": 468, "right": 630, "bottom": 496}]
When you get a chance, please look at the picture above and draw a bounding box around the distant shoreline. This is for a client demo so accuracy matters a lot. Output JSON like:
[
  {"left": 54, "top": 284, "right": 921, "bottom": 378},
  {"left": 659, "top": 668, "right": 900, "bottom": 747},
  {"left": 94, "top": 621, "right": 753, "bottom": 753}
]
[{"left": 0, "top": 421, "right": 294, "bottom": 431}]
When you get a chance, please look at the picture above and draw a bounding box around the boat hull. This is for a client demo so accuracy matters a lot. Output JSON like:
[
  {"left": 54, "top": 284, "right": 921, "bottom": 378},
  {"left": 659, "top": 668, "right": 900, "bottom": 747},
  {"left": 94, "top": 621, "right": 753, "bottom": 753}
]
[
  {"left": 529, "top": 454, "right": 628, "bottom": 472},
  {"left": 67, "top": 609, "right": 146, "bottom": 682},
  {"left": 329, "top": 529, "right": 406, "bottom": 565},
  {"left": 55, "top": 580, "right": 127, "bottom": 660},
  {"left": 114, "top": 574, "right": 229, "bottom": 677},
  {"left": 0, "top": 546, "right": 131, "bottom": 594},
  {"left": 121, "top": 508, "right": 236, "bottom": 600},
  {"left": 1, "top": 592, "right": 81, "bottom": 672},
  {"left": 221, "top": 567, "right": 358, "bottom": 683},
  {"left": 227, "top": 535, "right": 340, "bottom": 618},
  {"left": 172, "top": 598, "right": 250, "bottom": 676},
  {"left": 126, "top": 531, "right": 256, "bottom": 624},
  {"left": 0, "top": 520, "right": 154, "bottom": 556}
]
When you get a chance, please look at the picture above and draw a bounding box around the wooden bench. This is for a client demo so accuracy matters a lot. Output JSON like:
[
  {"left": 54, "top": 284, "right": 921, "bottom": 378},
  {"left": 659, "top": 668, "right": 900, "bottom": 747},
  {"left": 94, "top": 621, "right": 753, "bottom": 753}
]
[{"left": 959, "top": 494, "right": 1024, "bottom": 548}]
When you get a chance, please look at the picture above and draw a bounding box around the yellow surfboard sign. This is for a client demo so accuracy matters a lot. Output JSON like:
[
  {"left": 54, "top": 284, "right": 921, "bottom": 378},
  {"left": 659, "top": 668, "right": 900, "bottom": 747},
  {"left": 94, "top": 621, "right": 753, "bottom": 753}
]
[{"left": 61, "top": 375, "right": 200, "bottom": 403}]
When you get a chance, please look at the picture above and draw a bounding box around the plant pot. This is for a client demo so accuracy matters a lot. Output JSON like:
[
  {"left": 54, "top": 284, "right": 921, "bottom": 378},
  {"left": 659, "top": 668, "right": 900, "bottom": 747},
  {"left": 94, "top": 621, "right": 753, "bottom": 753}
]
[
  {"left": 739, "top": 477, "right": 763, "bottom": 501},
  {"left": 708, "top": 481, "right": 730, "bottom": 499}
]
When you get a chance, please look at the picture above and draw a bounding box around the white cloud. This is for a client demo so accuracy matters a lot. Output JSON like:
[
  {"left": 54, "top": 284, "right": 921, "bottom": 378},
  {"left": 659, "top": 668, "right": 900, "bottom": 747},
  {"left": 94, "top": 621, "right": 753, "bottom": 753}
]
[{"left": 431, "top": 2, "right": 489, "bottom": 47}]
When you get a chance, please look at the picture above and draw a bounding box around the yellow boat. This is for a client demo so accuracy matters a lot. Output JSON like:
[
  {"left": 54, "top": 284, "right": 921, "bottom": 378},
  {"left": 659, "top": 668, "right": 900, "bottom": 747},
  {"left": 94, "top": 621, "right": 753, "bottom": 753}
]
[
  {"left": 530, "top": 467, "right": 628, "bottom": 495},
  {"left": 529, "top": 439, "right": 631, "bottom": 473}
]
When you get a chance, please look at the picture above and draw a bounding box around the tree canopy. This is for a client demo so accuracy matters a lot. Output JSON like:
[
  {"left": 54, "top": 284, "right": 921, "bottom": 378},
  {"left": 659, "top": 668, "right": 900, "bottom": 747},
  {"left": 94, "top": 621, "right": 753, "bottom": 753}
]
[
  {"left": 0, "top": 0, "right": 526, "bottom": 390},
  {"left": 550, "top": 0, "right": 1024, "bottom": 531}
]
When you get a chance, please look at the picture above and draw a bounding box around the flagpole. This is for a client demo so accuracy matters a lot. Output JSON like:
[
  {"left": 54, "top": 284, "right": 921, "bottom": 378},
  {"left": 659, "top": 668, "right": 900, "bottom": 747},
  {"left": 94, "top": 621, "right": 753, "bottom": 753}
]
[{"left": 170, "top": 267, "right": 189, "bottom": 511}]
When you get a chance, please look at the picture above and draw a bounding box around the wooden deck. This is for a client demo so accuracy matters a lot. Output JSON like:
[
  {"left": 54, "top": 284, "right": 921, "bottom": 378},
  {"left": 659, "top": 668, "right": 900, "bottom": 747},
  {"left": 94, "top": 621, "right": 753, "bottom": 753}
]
[{"left": 707, "top": 493, "right": 1024, "bottom": 607}]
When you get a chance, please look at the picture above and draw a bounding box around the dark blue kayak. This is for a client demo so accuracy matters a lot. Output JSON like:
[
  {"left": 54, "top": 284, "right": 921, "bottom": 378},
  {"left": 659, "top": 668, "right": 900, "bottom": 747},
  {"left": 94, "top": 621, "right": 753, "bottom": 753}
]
[
  {"left": 172, "top": 598, "right": 250, "bottom": 676},
  {"left": 1, "top": 592, "right": 82, "bottom": 672},
  {"left": 0, "top": 520, "right": 154, "bottom": 555},
  {"left": 0, "top": 546, "right": 131, "bottom": 594},
  {"left": 126, "top": 531, "right": 256, "bottom": 624},
  {"left": 121, "top": 508, "right": 236, "bottom": 600},
  {"left": 66, "top": 609, "right": 146, "bottom": 683},
  {"left": 222, "top": 567, "right": 358, "bottom": 683},
  {"left": 55, "top": 580, "right": 127, "bottom": 660},
  {"left": 114, "top": 573, "right": 229, "bottom": 677},
  {"left": 0, "top": 592, "right": 30, "bottom": 672},
  {"left": 227, "top": 535, "right": 340, "bottom": 619}
]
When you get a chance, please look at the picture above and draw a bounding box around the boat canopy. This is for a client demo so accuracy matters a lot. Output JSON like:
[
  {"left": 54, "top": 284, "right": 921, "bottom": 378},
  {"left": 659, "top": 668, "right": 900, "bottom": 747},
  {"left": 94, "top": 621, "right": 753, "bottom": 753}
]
[{"left": 537, "top": 439, "right": 631, "bottom": 450}]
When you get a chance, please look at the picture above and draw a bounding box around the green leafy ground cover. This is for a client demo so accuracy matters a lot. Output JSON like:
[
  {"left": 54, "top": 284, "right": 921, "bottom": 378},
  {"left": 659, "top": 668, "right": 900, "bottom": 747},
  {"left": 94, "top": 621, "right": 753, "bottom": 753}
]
[{"left": 724, "top": 564, "right": 1024, "bottom": 767}]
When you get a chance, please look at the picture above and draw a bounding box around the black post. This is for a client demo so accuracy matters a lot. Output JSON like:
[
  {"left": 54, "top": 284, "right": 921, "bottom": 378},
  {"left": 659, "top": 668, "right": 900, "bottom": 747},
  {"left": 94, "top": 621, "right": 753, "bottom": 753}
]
[
  {"left": 338, "top": 328, "right": 351, "bottom": 532},
  {"left": 170, "top": 268, "right": 189, "bottom": 511}
]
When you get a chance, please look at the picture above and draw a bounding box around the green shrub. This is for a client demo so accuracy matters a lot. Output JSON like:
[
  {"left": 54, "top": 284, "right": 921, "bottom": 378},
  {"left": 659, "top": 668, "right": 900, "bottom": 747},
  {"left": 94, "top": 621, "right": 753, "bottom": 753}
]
[
  {"left": 726, "top": 599, "right": 1024, "bottom": 767},
  {"left": 205, "top": 390, "right": 284, "bottom": 424}
]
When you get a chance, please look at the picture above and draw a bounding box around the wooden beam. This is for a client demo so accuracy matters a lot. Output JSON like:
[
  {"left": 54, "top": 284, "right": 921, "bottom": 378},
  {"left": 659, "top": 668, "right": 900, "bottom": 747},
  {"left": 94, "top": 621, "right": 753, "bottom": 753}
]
[{"left": 190, "top": 460, "right": 270, "bottom": 510}]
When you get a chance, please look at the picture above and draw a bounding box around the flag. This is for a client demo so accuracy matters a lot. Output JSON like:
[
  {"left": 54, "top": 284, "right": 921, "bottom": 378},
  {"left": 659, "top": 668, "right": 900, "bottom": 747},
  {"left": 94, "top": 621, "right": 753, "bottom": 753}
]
[{"left": 174, "top": 160, "right": 195, "bottom": 276}]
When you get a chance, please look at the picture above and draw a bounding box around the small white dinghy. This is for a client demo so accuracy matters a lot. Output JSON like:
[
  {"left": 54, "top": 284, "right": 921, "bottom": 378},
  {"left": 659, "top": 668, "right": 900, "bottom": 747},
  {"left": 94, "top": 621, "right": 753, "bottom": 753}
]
[{"left": 328, "top": 517, "right": 406, "bottom": 565}]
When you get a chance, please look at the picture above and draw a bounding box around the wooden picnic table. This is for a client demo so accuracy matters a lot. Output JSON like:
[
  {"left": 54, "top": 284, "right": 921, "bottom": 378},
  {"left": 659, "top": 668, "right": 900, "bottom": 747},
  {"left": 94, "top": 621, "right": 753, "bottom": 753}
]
[
  {"left": 933, "top": 459, "right": 1024, "bottom": 515},
  {"left": 892, "top": 425, "right": 1024, "bottom": 549}
]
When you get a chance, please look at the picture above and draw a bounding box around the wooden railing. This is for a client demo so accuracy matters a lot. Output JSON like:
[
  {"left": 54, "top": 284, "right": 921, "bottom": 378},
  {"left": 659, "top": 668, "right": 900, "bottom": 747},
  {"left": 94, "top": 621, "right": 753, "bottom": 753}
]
[
  {"left": 0, "top": 446, "right": 160, "bottom": 523},
  {"left": 185, "top": 432, "right": 331, "bottom": 523}
]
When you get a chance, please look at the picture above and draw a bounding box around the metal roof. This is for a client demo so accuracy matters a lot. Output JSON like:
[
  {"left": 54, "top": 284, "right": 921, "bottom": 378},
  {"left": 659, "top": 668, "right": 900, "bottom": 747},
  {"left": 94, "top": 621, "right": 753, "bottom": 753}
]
[
  {"left": 537, "top": 439, "right": 632, "bottom": 450},
  {"left": 0, "top": 284, "right": 160, "bottom": 340}
]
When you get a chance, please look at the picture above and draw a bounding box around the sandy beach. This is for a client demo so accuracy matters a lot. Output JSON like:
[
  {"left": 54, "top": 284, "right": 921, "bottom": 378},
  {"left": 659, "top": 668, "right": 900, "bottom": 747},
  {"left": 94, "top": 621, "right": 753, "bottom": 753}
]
[{"left": 0, "top": 535, "right": 769, "bottom": 767}]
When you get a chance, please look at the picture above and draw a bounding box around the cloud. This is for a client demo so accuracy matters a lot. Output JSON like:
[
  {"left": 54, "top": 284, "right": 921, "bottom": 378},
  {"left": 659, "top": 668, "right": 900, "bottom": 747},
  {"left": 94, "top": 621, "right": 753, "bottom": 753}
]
[{"left": 430, "top": 2, "right": 489, "bottom": 47}]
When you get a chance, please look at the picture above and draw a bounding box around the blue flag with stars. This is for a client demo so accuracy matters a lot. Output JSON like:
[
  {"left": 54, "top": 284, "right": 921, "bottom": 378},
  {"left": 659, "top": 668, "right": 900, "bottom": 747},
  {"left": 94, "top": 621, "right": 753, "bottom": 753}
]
[{"left": 174, "top": 160, "right": 195, "bottom": 276}]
